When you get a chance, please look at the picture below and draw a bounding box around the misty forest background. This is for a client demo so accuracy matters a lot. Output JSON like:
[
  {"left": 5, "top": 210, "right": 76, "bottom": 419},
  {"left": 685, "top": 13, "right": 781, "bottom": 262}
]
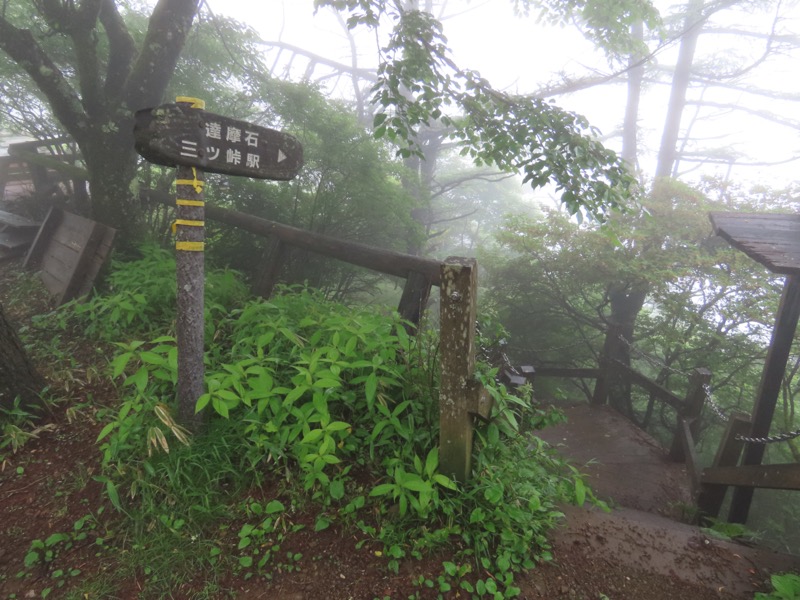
[{"left": 2, "top": 0, "right": 800, "bottom": 565}]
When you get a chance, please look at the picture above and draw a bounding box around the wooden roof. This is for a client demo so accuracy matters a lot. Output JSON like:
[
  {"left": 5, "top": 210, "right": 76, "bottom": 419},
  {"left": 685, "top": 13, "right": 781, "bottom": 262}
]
[{"left": 709, "top": 212, "right": 800, "bottom": 276}]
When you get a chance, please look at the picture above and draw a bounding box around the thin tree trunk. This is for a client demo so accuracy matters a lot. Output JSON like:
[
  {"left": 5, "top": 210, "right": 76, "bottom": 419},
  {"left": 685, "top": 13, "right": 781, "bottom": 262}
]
[
  {"left": 655, "top": 0, "right": 705, "bottom": 179},
  {"left": 0, "top": 303, "right": 44, "bottom": 412},
  {"left": 622, "top": 21, "right": 644, "bottom": 170}
]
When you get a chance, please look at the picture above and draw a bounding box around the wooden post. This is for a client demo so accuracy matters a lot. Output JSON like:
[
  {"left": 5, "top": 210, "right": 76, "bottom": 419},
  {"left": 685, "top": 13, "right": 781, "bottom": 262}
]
[
  {"left": 591, "top": 356, "right": 610, "bottom": 405},
  {"left": 729, "top": 275, "right": 800, "bottom": 523},
  {"left": 397, "top": 270, "right": 432, "bottom": 333},
  {"left": 669, "top": 368, "right": 712, "bottom": 461},
  {"left": 697, "top": 414, "right": 751, "bottom": 521},
  {"left": 254, "top": 238, "right": 288, "bottom": 299},
  {"left": 174, "top": 97, "right": 206, "bottom": 431},
  {"left": 439, "top": 257, "right": 478, "bottom": 483}
]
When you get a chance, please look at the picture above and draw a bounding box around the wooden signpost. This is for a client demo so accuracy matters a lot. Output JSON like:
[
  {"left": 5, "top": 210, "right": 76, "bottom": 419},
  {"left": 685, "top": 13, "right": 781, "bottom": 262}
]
[{"left": 135, "top": 97, "right": 303, "bottom": 430}]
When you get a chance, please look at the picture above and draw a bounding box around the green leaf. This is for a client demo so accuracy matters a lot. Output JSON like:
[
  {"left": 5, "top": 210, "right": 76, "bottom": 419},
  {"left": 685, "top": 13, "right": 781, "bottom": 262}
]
[
  {"left": 424, "top": 447, "right": 438, "bottom": 477},
  {"left": 329, "top": 479, "right": 345, "bottom": 500},
  {"left": 369, "top": 483, "right": 396, "bottom": 497},
  {"left": 314, "top": 516, "right": 331, "bottom": 532},
  {"left": 365, "top": 372, "right": 377, "bottom": 405},
  {"left": 265, "top": 500, "right": 285, "bottom": 514},
  {"left": 44, "top": 533, "right": 70, "bottom": 547},
  {"left": 432, "top": 473, "right": 458, "bottom": 490},
  {"left": 239, "top": 556, "right": 253, "bottom": 568},
  {"left": 575, "top": 478, "right": 586, "bottom": 506}
]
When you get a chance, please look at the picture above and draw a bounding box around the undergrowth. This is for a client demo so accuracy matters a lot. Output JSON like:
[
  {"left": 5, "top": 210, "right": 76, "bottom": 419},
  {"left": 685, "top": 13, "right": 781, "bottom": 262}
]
[{"left": 16, "top": 246, "right": 595, "bottom": 599}]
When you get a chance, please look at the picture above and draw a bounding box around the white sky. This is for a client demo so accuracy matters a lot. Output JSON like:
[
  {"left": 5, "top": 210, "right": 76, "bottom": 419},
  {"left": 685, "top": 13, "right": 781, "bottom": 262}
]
[{"left": 203, "top": 0, "right": 800, "bottom": 190}]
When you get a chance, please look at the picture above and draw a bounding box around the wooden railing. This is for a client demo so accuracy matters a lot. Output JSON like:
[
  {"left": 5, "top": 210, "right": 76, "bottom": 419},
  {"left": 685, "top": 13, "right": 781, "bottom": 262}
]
[
  {"left": 1, "top": 138, "right": 87, "bottom": 203},
  {"left": 532, "top": 358, "right": 800, "bottom": 523},
  {"left": 146, "top": 191, "right": 486, "bottom": 482}
]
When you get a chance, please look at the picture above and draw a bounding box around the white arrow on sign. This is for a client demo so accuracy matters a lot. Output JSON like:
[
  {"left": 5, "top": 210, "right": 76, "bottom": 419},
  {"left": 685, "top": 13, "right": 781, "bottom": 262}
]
[{"left": 277, "top": 149, "right": 287, "bottom": 163}]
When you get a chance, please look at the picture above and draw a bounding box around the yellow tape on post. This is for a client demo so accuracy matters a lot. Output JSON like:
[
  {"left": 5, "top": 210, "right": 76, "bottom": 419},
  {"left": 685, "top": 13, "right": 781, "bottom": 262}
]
[
  {"left": 171, "top": 220, "right": 205, "bottom": 235},
  {"left": 176, "top": 199, "right": 205, "bottom": 207},
  {"left": 176, "top": 241, "right": 205, "bottom": 252},
  {"left": 176, "top": 96, "right": 206, "bottom": 109}
]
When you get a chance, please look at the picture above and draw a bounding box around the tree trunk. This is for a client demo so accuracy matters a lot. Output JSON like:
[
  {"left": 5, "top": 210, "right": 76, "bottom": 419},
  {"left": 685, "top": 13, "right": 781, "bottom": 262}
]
[
  {"left": 655, "top": 0, "right": 705, "bottom": 179},
  {"left": 622, "top": 21, "right": 644, "bottom": 170},
  {"left": 81, "top": 125, "right": 142, "bottom": 245},
  {"left": 0, "top": 303, "right": 44, "bottom": 412},
  {"left": 604, "top": 282, "right": 649, "bottom": 418}
]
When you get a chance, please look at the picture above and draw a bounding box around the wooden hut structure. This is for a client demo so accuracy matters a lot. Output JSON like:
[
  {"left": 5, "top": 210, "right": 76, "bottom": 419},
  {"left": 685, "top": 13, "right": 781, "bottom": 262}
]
[{"left": 709, "top": 212, "right": 800, "bottom": 523}]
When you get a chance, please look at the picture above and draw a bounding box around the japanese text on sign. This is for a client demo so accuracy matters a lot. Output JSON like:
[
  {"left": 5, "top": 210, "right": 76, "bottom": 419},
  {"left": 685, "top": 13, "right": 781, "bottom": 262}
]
[{"left": 178, "top": 122, "right": 268, "bottom": 170}]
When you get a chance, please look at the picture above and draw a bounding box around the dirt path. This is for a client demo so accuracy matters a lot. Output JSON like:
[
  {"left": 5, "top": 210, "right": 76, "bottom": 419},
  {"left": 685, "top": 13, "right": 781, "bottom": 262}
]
[{"left": 529, "top": 403, "right": 800, "bottom": 599}]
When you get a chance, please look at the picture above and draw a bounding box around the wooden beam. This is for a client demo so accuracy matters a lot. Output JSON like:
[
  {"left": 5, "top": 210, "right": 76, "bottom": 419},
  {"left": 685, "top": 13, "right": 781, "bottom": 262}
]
[
  {"left": 612, "top": 360, "right": 684, "bottom": 411},
  {"left": 146, "top": 190, "right": 443, "bottom": 285},
  {"left": 704, "top": 463, "right": 800, "bottom": 491},
  {"left": 729, "top": 275, "right": 800, "bottom": 523}
]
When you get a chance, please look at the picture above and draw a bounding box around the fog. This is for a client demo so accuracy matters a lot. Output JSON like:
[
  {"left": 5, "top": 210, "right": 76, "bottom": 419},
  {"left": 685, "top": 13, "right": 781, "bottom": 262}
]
[{"left": 205, "top": 0, "right": 800, "bottom": 191}]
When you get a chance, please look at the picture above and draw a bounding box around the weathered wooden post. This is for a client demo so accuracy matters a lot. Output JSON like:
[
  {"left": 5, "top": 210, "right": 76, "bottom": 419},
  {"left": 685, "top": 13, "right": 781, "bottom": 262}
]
[
  {"left": 669, "top": 367, "right": 712, "bottom": 462},
  {"left": 134, "top": 98, "right": 303, "bottom": 430},
  {"left": 696, "top": 413, "right": 751, "bottom": 521},
  {"left": 439, "top": 257, "right": 490, "bottom": 482},
  {"left": 173, "top": 97, "right": 207, "bottom": 430}
]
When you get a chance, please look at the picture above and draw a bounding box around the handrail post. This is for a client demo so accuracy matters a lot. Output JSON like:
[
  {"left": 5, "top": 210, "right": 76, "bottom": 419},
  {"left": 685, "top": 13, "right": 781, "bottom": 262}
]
[
  {"left": 669, "top": 368, "right": 711, "bottom": 462},
  {"left": 254, "top": 238, "right": 288, "bottom": 299},
  {"left": 696, "top": 414, "right": 751, "bottom": 521},
  {"left": 397, "top": 270, "right": 432, "bottom": 333},
  {"left": 439, "top": 257, "right": 478, "bottom": 483},
  {"left": 591, "top": 356, "right": 609, "bottom": 405}
]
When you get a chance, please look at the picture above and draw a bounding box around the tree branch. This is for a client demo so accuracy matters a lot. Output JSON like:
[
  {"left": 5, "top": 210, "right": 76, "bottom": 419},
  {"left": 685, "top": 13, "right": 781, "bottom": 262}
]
[
  {"left": 125, "top": 0, "right": 202, "bottom": 110},
  {"left": 0, "top": 15, "right": 86, "bottom": 143},
  {"left": 99, "top": 0, "right": 136, "bottom": 100}
]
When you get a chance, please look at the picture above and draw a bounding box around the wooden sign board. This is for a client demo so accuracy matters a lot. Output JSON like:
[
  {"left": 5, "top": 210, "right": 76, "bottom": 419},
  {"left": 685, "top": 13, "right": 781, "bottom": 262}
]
[{"left": 134, "top": 104, "right": 303, "bottom": 181}]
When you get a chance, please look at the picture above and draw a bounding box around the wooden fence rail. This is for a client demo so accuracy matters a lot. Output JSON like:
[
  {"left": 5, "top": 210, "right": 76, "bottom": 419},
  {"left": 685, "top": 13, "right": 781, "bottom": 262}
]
[{"left": 147, "top": 190, "right": 439, "bottom": 328}]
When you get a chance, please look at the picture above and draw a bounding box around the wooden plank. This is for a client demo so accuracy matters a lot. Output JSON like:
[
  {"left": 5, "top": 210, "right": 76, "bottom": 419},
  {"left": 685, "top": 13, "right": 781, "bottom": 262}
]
[
  {"left": 24, "top": 207, "right": 63, "bottom": 269},
  {"left": 709, "top": 212, "right": 800, "bottom": 275},
  {"left": 703, "top": 463, "right": 800, "bottom": 491},
  {"left": 59, "top": 221, "right": 104, "bottom": 304},
  {"left": 23, "top": 208, "right": 115, "bottom": 305},
  {"left": 0, "top": 210, "right": 40, "bottom": 229},
  {"left": 39, "top": 270, "right": 63, "bottom": 296},
  {"left": 75, "top": 225, "right": 115, "bottom": 299},
  {"left": 41, "top": 237, "right": 80, "bottom": 279}
]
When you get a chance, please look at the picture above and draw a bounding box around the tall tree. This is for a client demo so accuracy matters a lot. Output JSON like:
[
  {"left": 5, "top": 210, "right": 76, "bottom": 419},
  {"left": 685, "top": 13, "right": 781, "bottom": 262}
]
[
  {"left": 484, "top": 181, "right": 780, "bottom": 421},
  {"left": 0, "top": 0, "right": 203, "bottom": 241}
]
